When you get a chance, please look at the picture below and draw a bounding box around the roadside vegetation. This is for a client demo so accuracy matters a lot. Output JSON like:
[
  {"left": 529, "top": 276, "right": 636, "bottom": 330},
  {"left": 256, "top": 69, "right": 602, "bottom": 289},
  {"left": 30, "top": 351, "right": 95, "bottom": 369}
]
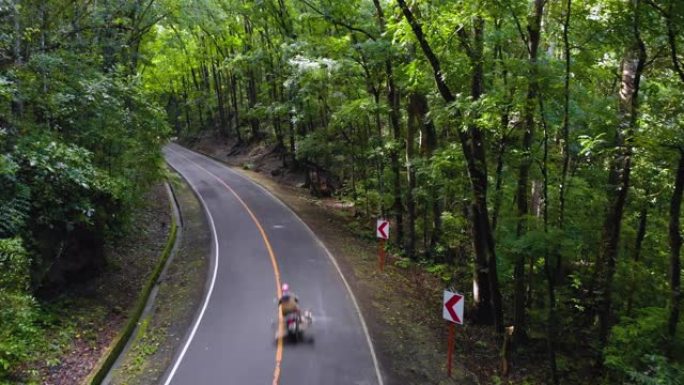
[{"left": 0, "top": 2, "right": 168, "bottom": 382}]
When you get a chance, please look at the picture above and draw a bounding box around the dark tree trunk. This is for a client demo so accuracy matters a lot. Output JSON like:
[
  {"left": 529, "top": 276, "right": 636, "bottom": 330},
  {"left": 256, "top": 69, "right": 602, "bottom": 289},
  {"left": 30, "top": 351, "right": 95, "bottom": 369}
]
[
  {"left": 559, "top": 0, "right": 573, "bottom": 230},
  {"left": 397, "top": 0, "right": 503, "bottom": 332},
  {"left": 229, "top": 71, "right": 242, "bottom": 142},
  {"left": 491, "top": 26, "right": 511, "bottom": 234},
  {"left": 11, "top": 0, "right": 23, "bottom": 117},
  {"left": 244, "top": 19, "right": 260, "bottom": 140},
  {"left": 668, "top": 150, "right": 684, "bottom": 339},
  {"left": 369, "top": 31, "right": 385, "bottom": 217},
  {"left": 190, "top": 67, "right": 206, "bottom": 131},
  {"left": 596, "top": 6, "right": 646, "bottom": 347},
  {"left": 662, "top": 0, "right": 684, "bottom": 342},
  {"left": 406, "top": 93, "right": 425, "bottom": 259},
  {"left": 247, "top": 70, "right": 260, "bottom": 139},
  {"left": 626, "top": 203, "right": 648, "bottom": 316},
  {"left": 513, "top": 0, "right": 545, "bottom": 344},
  {"left": 491, "top": 132, "right": 507, "bottom": 233},
  {"left": 412, "top": 92, "right": 442, "bottom": 256},
  {"left": 212, "top": 61, "right": 228, "bottom": 136},
  {"left": 373, "top": 0, "right": 404, "bottom": 247},
  {"left": 414, "top": 93, "right": 441, "bottom": 256},
  {"left": 181, "top": 76, "right": 192, "bottom": 133}
]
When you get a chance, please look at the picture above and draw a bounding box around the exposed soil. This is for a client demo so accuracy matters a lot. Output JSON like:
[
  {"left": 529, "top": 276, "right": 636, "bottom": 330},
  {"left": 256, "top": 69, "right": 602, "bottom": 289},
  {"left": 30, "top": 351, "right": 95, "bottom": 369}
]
[
  {"left": 107, "top": 171, "right": 210, "bottom": 384},
  {"left": 18, "top": 183, "right": 171, "bottom": 385}
]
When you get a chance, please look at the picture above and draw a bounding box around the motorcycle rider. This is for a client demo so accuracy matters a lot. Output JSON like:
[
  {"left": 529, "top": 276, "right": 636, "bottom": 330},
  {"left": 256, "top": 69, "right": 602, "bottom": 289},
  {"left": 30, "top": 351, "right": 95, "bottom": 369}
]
[{"left": 278, "top": 283, "right": 300, "bottom": 320}]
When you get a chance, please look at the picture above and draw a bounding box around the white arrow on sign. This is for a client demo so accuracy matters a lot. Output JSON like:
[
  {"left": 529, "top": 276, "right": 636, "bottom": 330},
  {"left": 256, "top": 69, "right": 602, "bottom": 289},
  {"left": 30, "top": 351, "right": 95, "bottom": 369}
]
[
  {"left": 376, "top": 219, "right": 389, "bottom": 239},
  {"left": 443, "top": 290, "right": 464, "bottom": 324}
]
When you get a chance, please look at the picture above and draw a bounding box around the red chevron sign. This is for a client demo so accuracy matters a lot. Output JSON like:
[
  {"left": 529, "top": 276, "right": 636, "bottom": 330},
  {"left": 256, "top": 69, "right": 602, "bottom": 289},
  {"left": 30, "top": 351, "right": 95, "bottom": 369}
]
[
  {"left": 443, "top": 291, "right": 464, "bottom": 324},
  {"left": 376, "top": 219, "right": 389, "bottom": 239}
]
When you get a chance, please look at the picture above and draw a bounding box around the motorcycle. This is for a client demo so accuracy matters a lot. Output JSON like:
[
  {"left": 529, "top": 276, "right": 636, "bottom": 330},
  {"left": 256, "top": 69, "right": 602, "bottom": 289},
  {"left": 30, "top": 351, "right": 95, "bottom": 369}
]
[{"left": 281, "top": 309, "right": 313, "bottom": 341}]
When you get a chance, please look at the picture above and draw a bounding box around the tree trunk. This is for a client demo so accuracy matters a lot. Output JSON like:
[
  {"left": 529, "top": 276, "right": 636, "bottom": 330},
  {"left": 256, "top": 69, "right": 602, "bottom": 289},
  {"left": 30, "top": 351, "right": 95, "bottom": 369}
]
[
  {"left": 397, "top": 0, "right": 503, "bottom": 331},
  {"left": 373, "top": 0, "right": 404, "bottom": 247},
  {"left": 668, "top": 150, "right": 684, "bottom": 339},
  {"left": 559, "top": 0, "right": 573, "bottom": 230},
  {"left": 406, "top": 93, "right": 424, "bottom": 259},
  {"left": 596, "top": 6, "right": 646, "bottom": 347},
  {"left": 626, "top": 203, "right": 648, "bottom": 316},
  {"left": 244, "top": 18, "right": 260, "bottom": 140},
  {"left": 415, "top": 93, "right": 441, "bottom": 256},
  {"left": 491, "top": 28, "right": 511, "bottom": 234},
  {"left": 513, "top": 0, "right": 545, "bottom": 345},
  {"left": 212, "top": 61, "right": 228, "bottom": 136},
  {"left": 491, "top": 133, "right": 507, "bottom": 233},
  {"left": 663, "top": 0, "right": 684, "bottom": 342},
  {"left": 11, "top": 0, "right": 23, "bottom": 117},
  {"left": 229, "top": 71, "right": 242, "bottom": 142}
]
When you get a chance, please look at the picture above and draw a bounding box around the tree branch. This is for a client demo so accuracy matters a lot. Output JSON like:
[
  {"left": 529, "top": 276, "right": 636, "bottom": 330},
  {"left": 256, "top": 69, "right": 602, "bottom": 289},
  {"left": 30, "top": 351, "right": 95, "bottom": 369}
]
[
  {"left": 494, "top": 0, "right": 530, "bottom": 55},
  {"left": 298, "top": 0, "right": 377, "bottom": 41},
  {"left": 395, "top": 0, "right": 454, "bottom": 102}
]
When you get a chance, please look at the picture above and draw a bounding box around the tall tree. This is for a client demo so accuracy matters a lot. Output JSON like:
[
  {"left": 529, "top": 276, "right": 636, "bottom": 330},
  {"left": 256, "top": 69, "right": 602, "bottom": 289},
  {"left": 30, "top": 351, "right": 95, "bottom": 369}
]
[
  {"left": 512, "top": 0, "right": 546, "bottom": 344},
  {"left": 595, "top": 0, "right": 647, "bottom": 348},
  {"left": 397, "top": 0, "right": 503, "bottom": 331}
]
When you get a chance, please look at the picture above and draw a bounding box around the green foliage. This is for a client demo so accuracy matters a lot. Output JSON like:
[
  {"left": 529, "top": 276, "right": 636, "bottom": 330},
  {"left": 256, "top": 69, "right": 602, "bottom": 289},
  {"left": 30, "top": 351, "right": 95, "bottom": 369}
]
[
  {"left": 0, "top": 238, "right": 38, "bottom": 376},
  {"left": 605, "top": 308, "right": 684, "bottom": 384},
  {"left": 0, "top": 238, "right": 30, "bottom": 292},
  {"left": 15, "top": 136, "right": 112, "bottom": 227},
  {"left": 0, "top": 0, "right": 170, "bottom": 379},
  {"left": 425, "top": 263, "right": 452, "bottom": 283},
  {"left": 0, "top": 290, "right": 38, "bottom": 375}
]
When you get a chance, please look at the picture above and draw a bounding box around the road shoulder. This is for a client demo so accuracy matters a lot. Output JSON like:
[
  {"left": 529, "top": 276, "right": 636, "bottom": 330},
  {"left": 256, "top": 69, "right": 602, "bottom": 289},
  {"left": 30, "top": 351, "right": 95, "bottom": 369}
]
[{"left": 106, "top": 171, "right": 211, "bottom": 385}]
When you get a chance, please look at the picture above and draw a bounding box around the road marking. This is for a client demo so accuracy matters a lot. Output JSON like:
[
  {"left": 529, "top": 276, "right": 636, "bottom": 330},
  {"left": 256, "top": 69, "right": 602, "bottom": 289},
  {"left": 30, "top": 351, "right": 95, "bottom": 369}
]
[
  {"left": 167, "top": 147, "right": 285, "bottom": 385},
  {"left": 192, "top": 149, "right": 384, "bottom": 385},
  {"left": 162, "top": 152, "right": 220, "bottom": 385}
]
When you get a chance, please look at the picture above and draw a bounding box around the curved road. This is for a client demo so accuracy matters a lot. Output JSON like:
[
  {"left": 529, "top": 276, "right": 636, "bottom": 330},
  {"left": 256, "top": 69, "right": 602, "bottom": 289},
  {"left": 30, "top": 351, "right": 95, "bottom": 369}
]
[{"left": 162, "top": 144, "right": 382, "bottom": 385}]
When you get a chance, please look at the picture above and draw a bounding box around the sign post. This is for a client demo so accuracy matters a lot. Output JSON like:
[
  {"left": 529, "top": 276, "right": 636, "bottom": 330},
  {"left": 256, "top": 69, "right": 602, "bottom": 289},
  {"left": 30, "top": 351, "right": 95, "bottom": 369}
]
[
  {"left": 376, "top": 219, "right": 389, "bottom": 271},
  {"left": 443, "top": 290, "right": 464, "bottom": 378},
  {"left": 447, "top": 322, "right": 455, "bottom": 377}
]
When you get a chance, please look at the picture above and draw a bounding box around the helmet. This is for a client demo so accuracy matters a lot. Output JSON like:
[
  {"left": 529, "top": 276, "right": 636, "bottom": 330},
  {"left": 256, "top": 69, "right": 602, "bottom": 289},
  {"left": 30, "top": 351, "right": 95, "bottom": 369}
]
[{"left": 281, "top": 283, "right": 289, "bottom": 294}]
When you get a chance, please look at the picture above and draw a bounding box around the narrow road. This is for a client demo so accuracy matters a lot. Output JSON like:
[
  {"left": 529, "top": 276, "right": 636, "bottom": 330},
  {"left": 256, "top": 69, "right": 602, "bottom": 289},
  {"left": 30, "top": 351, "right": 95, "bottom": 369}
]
[{"left": 162, "top": 144, "right": 382, "bottom": 385}]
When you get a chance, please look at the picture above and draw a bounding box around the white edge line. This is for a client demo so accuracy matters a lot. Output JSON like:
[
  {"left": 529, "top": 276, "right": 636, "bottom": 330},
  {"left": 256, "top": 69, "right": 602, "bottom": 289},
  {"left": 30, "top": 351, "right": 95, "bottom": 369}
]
[
  {"left": 191, "top": 148, "right": 385, "bottom": 385},
  {"left": 162, "top": 150, "right": 220, "bottom": 385},
  {"left": 305, "top": 222, "right": 385, "bottom": 385}
]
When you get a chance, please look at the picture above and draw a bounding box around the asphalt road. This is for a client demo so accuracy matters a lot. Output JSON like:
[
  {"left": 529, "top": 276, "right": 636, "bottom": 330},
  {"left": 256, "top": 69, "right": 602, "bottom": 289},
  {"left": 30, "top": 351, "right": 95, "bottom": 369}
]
[{"left": 162, "top": 144, "right": 382, "bottom": 385}]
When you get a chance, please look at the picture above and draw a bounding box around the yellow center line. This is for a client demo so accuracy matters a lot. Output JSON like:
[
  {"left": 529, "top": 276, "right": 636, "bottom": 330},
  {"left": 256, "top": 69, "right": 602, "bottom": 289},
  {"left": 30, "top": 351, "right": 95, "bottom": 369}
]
[{"left": 171, "top": 149, "right": 284, "bottom": 385}]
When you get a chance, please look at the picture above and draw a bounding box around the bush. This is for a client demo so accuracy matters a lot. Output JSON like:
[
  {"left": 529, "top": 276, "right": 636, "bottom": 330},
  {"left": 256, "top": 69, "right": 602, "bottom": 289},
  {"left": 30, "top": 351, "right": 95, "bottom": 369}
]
[
  {"left": 0, "top": 238, "right": 38, "bottom": 377},
  {"left": 604, "top": 307, "right": 684, "bottom": 385}
]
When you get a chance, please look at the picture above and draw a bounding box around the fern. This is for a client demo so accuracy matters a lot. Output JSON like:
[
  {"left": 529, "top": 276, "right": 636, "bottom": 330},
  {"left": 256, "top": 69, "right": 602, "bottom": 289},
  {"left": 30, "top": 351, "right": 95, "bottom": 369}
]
[
  {"left": 0, "top": 237, "right": 30, "bottom": 291},
  {"left": 0, "top": 153, "right": 29, "bottom": 238},
  {"left": 0, "top": 186, "right": 30, "bottom": 238}
]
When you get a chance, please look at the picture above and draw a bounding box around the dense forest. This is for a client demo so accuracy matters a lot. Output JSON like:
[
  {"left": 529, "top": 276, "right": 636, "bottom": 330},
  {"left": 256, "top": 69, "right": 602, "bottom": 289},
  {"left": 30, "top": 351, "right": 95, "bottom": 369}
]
[
  {"left": 0, "top": 0, "right": 168, "bottom": 379},
  {"left": 1, "top": 0, "right": 683, "bottom": 384}
]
